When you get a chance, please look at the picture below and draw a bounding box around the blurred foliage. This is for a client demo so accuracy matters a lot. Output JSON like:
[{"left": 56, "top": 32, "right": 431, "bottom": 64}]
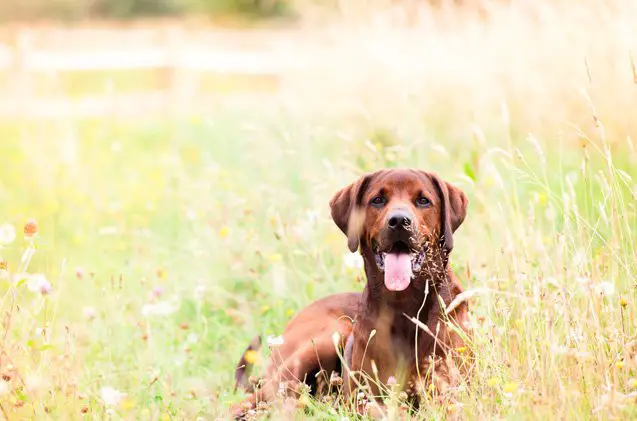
[{"left": 0, "top": 0, "right": 294, "bottom": 22}]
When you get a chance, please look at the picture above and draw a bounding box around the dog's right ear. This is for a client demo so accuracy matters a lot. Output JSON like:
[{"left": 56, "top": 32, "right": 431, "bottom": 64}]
[{"left": 329, "top": 173, "right": 376, "bottom": 253}]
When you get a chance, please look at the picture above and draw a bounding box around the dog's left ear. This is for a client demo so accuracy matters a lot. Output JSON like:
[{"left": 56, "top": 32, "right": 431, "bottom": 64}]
[
  {"left": 329, "top": 172, "right": 378, "bottom": 253},
  {"left": 427, "top": 172, "right": 468, "bottom": 255}
]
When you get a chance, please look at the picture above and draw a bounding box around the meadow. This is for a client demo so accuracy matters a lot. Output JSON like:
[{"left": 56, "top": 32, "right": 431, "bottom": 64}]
[{"left": 1, "top": 1, "right": 637, "bottom": 419}]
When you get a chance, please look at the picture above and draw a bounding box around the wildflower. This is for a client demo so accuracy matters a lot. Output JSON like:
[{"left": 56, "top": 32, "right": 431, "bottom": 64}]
[
  {"left": 76, "top": 267, "right": 85, "bottom": 279},
  {"left": 40, "top": 281, "right": 52, "bottom": 295},
  {"left": 25, "top": 374, "right": 45, "bottom": 393},
  {"left": 150, "top": 286, "right": 164, "bottom": 299},
  {"left": 456, "top": 346, "right": 467, "bottom": 354},
  {"left": 343, "top": 252, "right": 364, "bottom": 269},
  {"left": 0, "top": 380, "right": 9, "bottom": 397},
  {"left": 502, "top": 382, "right": 518, "bottom": 393},
  {"left": 0, "top": 223, "right": 16, "bottom": 244},
  {"left": 267, "top": 253, "right": 282, "bottom": 263},
  {"left": 615, "top": 360, "right": 625, "bottom": 370},
  {"left": 267, "top": 335, "right": 284, "bottom": 347},
  {"left": 594, "top": 281, "right": 615, "bottom": 297},
  {"left": 194, "top": 283, "right": 206, "bottom": 300},
  {"left": 487, "top": 377, "right": 500, "bottom": 387},
  {"left": 100, "top": 387, "right": 126, "bottom": 406},
  {"left": 219, "top": 226, "right": 230, "bottom": 238},
  {"left": 387, "top": 376, "right": 397, "bottom": 386},
  {"left": 141, "top": 300, "right": 178, "bottom": 317},
  {"left": 620, "top": 298, "right": 628, "bottom": 307},
  {"left": 24, "top": 219, "right": 37, "bottom": 236},
  {"left": 156, "top": 268, "right": 167, "bottom": 280},
  {"left": 121, "top": 398, "right": 135, "bottom": 411},
  {"left": 0, "top": 259, "right": 7, "bottom": 271},
  {"left": 306, "top": 210, "right": 319, "bottom": 225},
  {"left": 27, "top": 274, "right": 52, "bottom": 295},
  {"left": 83, "top": 307, "right": 96, "bottom": 320},
  {"left": 243, "top": 350, "right": 258, "bottom": 365},
  {"left": 285, "top": 308, "right": 295, "bottom": 317}
]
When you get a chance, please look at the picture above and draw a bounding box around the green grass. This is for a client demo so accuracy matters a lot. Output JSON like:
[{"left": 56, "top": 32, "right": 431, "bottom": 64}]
[
  {"left": 1, "top": 2, "right": 637, "bottom": 419},
  {"left": 0, "top": 98, "right": 635, "bottom": 419}
]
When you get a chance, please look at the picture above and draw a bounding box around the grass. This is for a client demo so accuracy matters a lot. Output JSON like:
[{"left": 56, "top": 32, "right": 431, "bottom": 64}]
[{"left": 1, "top": 1, "right": 637, "bottom": 420}]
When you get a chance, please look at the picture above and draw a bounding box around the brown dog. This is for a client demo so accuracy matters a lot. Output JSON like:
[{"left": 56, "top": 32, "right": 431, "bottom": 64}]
[
  {"left": 231, "top": 168, "right": 472, "bottom": 418},
  {"left": 334, "top": 169, "right": 472, "bottom": 415}
]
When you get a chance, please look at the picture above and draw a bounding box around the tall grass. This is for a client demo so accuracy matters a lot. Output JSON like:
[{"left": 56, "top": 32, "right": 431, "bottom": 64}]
[{"left": 0, "top": 0, "right": 636, "bottom": 419}]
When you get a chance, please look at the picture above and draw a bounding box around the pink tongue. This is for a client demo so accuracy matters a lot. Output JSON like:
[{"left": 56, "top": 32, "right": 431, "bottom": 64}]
[{"left": 384, "top": 253, "right": 412, "bottom": 291}]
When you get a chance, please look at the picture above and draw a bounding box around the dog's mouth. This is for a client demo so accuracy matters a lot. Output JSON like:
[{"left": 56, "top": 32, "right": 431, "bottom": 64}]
[{"left": 372, "top": 241, "right": 426, "bottom": 292}]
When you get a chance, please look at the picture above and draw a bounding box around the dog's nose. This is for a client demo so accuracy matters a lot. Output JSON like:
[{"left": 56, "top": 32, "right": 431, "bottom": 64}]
[{"left": 387, "top": 211, "right": 412, "bottom": 230}]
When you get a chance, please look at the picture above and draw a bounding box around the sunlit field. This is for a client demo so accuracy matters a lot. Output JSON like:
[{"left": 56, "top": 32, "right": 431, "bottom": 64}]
[{"left": 1, "top": 1, "right": 637, "bottom": 419}]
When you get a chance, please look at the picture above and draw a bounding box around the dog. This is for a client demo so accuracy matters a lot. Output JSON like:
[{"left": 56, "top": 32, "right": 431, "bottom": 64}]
[
  {"left": 231, "top": 292, "right": 361, "bottom": 417},
  {"left": 335, "top": 169, "right": 472, "bottom": 416},
  {"left": 231, "top": 168, "right": 472, "bottom": 418}
]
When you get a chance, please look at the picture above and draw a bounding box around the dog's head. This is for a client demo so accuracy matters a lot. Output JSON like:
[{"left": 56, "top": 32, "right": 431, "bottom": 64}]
[{"left": 330, "top": 169, "right": 467, "bottom": 292}]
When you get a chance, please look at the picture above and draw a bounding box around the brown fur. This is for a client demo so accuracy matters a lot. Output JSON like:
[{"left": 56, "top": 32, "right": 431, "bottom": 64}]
[
  {"left": 231, "top": 169, "right": 473, "bottom": 419},
  {"left": 230, "top": 293, "right": 360, "bottom": 417},
  {"left": 335, "top": 169, "right": 472, "bottom": 415}
]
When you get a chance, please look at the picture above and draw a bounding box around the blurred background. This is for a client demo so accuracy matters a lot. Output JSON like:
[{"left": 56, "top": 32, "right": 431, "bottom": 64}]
[{"left": 0, "top": 0, "right": 636, "bottom": 419}]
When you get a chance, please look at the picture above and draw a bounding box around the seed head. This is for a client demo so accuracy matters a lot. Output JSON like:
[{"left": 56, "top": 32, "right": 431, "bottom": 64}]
[{"left": 24, "top": 219, "right": 38, "bottom": 236}]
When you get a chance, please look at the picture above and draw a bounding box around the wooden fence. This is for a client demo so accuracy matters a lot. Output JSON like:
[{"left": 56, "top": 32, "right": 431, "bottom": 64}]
[{"left": 0, "top": 27, "right": 302, "bottom": 118}]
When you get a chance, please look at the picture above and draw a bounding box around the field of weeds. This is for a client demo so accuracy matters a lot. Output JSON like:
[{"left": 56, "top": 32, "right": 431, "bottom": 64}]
[{"left": 0, "top": 1, "right": 637, "bottom": 419}]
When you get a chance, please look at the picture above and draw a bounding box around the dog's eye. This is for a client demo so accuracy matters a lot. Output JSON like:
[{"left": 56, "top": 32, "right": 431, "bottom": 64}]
[
  {"left": 370, "top": 196, "right": 385, "bottom": 207},
  {"left": 416, "top": 196, "right": 431, "bottom": 208}
]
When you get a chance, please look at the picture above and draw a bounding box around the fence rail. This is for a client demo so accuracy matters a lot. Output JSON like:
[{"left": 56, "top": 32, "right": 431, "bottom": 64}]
[
  {"left": 0, "top": 27, "right": 303, "bottom": 118},
  {"left": 0, "top": 48, "right": 297, "bottom": 73}
]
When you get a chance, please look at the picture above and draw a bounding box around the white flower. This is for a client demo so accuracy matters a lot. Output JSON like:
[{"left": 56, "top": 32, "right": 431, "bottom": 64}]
[
  {"left": 141, "top": 300, "right": 178, "bottom": 317},
  {"left": 267, "top": 335, "right": 285, "bottom": 347},
  {"left": 186, "top": 333, "right": 199, "bottom": 345},
  {"left": 594, "top": 281, "right": 615, "bottom": 297},
  {"left": 194, "top": 283, "right": 206, "bottom": 300},
  {"left": 306, "top": 209, "right": 320, "bottom": 225},
  {"left": 26, "top": 274, "right": 52, "bottom": 295},
  {"left": 100, "top": 386, "right": 126, "bottom": 406},
  {"left": 343, "top": 252, "right": 364, "bottom": 269},
  {"left": 0, "top": 224, "right": 16, "bottom": 245},
  {"left": 25, "top": 373, "right": 45, "bottom": 393},
  {"left": 83, "top": 307, "right": 97, "bottom": 320},
  {"left": 0, "top": 380, "right": 10, "bottom": 396}
]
